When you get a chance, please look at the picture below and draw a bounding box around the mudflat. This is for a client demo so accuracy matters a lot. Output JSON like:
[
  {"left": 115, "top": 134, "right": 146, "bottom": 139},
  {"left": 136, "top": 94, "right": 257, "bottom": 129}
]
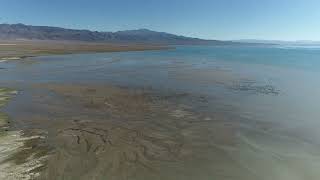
[
  {"left": 1, "top": 45, "right": 319, "bottom": 180},
  {"left": 2, "top": 83, "right": 238, "bottom": 180}
]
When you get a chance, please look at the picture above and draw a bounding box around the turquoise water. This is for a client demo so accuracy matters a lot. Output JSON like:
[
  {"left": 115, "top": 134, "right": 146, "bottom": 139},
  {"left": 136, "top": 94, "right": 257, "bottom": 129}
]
[
  {"left": 1, "top": 45, "right": 320, "bottom": 179},
  {"left": 174, "top": 45, "right": 320, "bottom": 71}
]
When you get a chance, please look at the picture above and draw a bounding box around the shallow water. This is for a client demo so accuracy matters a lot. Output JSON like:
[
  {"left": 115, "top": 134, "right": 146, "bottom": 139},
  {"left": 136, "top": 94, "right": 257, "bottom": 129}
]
[{"left": 1, "top": 45, "right": 320, "bottom": 179}]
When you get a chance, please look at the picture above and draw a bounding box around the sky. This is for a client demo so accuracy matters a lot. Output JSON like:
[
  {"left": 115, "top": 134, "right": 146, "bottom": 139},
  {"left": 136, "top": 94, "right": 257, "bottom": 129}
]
[{"left": 0, "top": 0, "right": 319, "bottom": 41}]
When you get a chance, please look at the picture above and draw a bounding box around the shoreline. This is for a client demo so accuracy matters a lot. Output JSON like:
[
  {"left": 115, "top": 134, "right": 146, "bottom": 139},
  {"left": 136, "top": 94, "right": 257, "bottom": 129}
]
[
  {"left": 0, "top": 41, "right": 172, "bottom": 179},
  {"left": 0, "top": 45, "right": 318, "bottom": 179},
  {"left": 0, "top": 88, "right": 42, "bottom": 180},
  {"left": 0, "top": 40, "right": 171, "bottom": 60}
]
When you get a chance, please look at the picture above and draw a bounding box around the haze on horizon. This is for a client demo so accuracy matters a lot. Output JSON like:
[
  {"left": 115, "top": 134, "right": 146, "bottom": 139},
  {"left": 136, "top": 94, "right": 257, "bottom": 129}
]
[{"left": 0, "top": 0, "right": 319, "bottom": 41}]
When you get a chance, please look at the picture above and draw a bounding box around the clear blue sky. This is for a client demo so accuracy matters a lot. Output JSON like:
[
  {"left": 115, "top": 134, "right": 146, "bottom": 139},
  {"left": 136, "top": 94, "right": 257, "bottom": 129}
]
[{"left": 0, "top": 0, "right": 319, "bottom": 41}]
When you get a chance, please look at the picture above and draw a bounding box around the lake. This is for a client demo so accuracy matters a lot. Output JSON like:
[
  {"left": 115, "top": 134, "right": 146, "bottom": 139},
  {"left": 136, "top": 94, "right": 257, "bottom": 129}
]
[{"left": 1, "top": 45, "right": 320, "bottom": 180}]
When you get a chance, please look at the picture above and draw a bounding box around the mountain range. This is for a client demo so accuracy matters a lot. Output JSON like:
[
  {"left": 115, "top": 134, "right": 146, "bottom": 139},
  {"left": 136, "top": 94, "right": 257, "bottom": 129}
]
[{"left": 0, "top": 23, "right": 234, "bottom": 45}]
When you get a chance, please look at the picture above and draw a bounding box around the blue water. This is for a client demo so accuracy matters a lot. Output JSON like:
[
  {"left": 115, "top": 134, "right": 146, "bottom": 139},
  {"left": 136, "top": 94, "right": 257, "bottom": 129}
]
[
  {"left": 2, "top": 44, "right": 320, "bottom": 80},
  {"left": 1, "top": 45, "right": 320, "bottom": 179}
]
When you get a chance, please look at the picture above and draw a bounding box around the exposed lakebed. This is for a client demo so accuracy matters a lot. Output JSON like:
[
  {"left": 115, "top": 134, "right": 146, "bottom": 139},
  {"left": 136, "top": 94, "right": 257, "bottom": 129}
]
[{"left": 0, "top": 45, "right": 320, "bottom": 180}]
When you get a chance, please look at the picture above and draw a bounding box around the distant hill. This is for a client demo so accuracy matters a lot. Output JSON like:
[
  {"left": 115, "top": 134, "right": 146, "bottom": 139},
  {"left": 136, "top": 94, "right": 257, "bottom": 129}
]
[{"left": 0, "top": 23, "right": 235, "bottom": 45}]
